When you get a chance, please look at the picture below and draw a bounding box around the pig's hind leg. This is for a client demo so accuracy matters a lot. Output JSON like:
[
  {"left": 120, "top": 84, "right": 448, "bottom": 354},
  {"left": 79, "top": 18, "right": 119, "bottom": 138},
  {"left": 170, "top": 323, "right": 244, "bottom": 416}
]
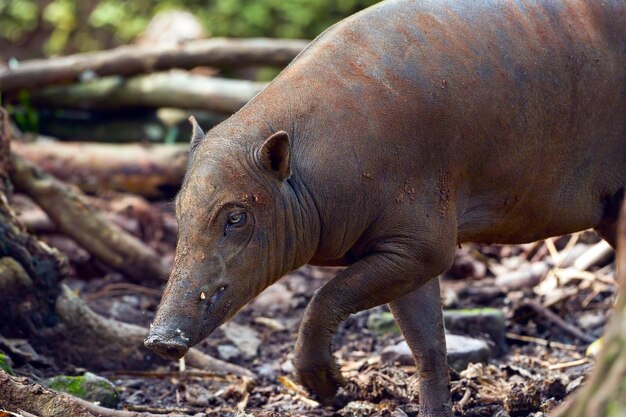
[{"left": 389, "top": 278, "right": 452, "bottom": 417}]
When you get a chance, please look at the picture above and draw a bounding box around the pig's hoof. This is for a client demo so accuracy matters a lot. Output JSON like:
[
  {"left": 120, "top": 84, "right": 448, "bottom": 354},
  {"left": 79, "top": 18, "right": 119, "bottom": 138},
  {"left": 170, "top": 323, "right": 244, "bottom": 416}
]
[{"left": 295, "top": 358, "right": 346, "bottom": 407}]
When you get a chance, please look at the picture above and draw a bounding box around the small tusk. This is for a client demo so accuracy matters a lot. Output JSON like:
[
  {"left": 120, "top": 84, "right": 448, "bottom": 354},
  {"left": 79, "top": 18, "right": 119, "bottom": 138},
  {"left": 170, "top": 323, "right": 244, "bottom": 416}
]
[{"left": 200, "top": 291, "right": 206, "bottom": 300}]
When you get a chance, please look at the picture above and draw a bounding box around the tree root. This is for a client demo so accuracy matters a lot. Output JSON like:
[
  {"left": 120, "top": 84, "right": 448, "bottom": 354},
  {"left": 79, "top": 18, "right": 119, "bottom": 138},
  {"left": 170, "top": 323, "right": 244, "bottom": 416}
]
[
  {"left": 44, "top": 286, "right": 254, "bottom": 377},
  {"left": 9, "top": 153, "right": 169, "bottom": 283},
  {"left": 0, "top": 370, "right": 186, "bottom": 417}
]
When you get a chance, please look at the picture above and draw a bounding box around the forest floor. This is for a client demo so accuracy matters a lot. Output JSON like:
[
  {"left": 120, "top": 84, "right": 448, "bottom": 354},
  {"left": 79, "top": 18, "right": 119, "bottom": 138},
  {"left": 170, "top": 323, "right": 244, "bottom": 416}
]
[{"left": 7, "top": 192, "right": 616, "bottom": 417}]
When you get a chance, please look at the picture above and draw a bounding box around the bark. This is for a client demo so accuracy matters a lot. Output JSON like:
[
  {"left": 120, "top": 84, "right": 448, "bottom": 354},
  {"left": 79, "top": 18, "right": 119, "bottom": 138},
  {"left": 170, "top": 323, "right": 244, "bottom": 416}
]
[
  {"left": 0, "top": 369, "right": 187, "bottom": 417},
  {"left": 552, "top": 201, "right": 626, "bottom": 417},
  {"left": 0, "top": 370, "right": 95, "bottom": 417},
  {"left": 29, "top": 72, "right": 267, "bottom": 114},
  {"left": 0, "top": 108, "right": 68, "bottom": 340},
  {"left": 9, "top": 153, "right": 170, "bottom": 283},
  {"left": 13, "top": 141, "right": 188, "bottom": 198},
  {"left": 0, "top": 37, "right": 308, "bottom": 93}
]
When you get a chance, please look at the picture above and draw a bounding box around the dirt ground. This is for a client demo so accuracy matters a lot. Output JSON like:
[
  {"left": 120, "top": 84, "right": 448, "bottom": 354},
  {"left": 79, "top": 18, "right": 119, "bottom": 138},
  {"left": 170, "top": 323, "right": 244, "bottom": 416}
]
[{"left": 8, "top": 192, "right": 616, "bottom": 417}]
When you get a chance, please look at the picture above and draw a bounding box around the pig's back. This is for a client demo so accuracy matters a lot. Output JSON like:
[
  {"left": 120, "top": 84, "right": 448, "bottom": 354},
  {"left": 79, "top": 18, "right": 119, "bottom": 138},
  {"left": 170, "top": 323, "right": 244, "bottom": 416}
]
[{"left": 246, "top": 0, "right": 626, "bottom": 245}]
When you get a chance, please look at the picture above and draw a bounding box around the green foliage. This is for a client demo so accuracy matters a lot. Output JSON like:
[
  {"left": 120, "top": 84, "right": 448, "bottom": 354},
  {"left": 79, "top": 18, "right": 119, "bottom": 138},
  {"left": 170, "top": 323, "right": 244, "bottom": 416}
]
[
  {"left": 0, "top": 353, "right": 15, "bottom": 375},
  {"left": 8, "top": 91, "right": 39, "bottom": 133},
  {"left": 0, "top": 1, "right": 39, "bottom": 41},
  {"left": 0, "top": 0, "right": 381, "bottom": 58}
]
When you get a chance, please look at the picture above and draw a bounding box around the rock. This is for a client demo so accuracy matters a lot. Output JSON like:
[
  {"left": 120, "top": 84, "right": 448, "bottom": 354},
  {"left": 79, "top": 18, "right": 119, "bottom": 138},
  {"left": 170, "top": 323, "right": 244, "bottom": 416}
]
[
  {"left": 367, "top": 311, "right": 400, "bottom": 336},
  {"left": 281, "top": 359, "right": 295, "bottom": 373},
  {"left": 367, "top": 308, "right": 506, "bottom": 354},
  {"left": 381, "top": 342, "right": 413, "bottom": 365},
  {"left": 381, "top": 334, "right": 490, "bottom": 372},
  {"left": 48, "top": 372, "right": 119, "bottom": 407},
  {"left": 0, "top": 352, "right": 14, "bottom": 375},
  {"left": 446, "top": 334, "right": 491, "bottom": 371},
  {"left": 256, "top": 363, "right": 277, "bottom": 378},
  {"left": 221, "top": 322, "right": 261, "bottom": 360},
  {"left": 443, "top": 308, "right": 507, "bottom": 354},
  {"left": 217, "top": 344, "right": 241, "bottom": 361}
]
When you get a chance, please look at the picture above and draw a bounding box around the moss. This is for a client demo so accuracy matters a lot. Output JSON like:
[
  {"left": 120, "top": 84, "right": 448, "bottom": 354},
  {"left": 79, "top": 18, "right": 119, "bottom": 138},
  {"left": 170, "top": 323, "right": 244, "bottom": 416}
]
[
  {"left": 0, "top": 353, "right": 14, "bottom": 375},
  {"left": 48, "top": 375, "right": 87, "bottom": 397},
  {"left": 367, "top": 312, "right": 400, "bottom": 335},
  {"left": 48, "top": 372, "right": 120, "bottom": 407}
]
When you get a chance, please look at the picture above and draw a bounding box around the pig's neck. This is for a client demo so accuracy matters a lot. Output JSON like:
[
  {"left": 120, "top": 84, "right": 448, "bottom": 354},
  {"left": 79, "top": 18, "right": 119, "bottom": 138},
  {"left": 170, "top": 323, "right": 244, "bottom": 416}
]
[{"left": 278, "top": 171, "right": 322, "bottom": 275}]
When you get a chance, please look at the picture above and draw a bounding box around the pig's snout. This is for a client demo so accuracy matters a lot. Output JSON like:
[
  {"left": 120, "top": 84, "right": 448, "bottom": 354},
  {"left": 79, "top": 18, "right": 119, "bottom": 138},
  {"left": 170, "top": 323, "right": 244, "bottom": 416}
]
[{"left": 144, "top": 331, "right": 190, "bottom": 360}]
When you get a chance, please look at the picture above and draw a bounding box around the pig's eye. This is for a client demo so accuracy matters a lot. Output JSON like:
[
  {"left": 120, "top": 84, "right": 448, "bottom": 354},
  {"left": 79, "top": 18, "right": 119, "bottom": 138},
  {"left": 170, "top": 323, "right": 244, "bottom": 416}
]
[{"left": 226, "top": 212, "right": 246, "bottom": 228}]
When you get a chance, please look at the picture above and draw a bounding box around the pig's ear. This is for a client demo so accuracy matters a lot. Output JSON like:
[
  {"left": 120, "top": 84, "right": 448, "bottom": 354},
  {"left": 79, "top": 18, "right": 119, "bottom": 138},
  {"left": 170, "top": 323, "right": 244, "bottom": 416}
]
[
  {"left": 258, "top": 131, "right": 291, "bottom": 180},
  {"left": 188, "top": 116, "right": 205, "bottom": 152}
]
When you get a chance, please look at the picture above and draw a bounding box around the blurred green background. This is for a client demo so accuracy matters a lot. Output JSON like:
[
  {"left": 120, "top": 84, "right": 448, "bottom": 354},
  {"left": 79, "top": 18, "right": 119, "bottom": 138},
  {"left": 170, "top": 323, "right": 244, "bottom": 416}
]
[
  {"left": 0, "top": 0, "right": 380, "bottom": 60},
  {"left": 1, "top": 0, "right": 382, "bottom": 141}
]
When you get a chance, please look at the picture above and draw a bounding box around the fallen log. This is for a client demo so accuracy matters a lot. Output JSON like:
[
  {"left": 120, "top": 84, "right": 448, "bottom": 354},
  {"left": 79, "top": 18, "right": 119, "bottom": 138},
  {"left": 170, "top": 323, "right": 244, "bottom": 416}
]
[
  {"left": 13, "top": 141, "right": 188, "bottom": 198},
  {"left": 9, "top": 153, "right": 170, "bottom": 283},
  {"left": 0, "top": 37, "right": 309, "bottom": 93},
  {"left": 30, "top": 72, "right": 267, "bottom": 114}
]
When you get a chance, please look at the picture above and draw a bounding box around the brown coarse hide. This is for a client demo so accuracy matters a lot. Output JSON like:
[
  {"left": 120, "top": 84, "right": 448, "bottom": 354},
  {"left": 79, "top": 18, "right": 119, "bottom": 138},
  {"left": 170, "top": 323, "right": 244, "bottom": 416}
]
[{"left": 146, "top": 1, "right": 626, "bottom": 416}]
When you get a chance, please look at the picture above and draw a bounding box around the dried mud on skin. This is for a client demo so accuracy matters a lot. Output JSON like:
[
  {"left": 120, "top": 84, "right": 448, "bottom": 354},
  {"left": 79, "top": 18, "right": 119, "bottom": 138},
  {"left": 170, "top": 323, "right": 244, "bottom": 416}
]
[{"left": 4, "top": 193, "right": 615, "bottom": 417}]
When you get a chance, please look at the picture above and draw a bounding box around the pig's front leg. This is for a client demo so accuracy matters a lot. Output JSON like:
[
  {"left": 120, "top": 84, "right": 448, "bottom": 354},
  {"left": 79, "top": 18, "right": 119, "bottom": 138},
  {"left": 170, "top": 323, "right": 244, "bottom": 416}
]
[
  {"left": 389, "top": 278, "right": 451, "bottom": 417},
  {"left": 294, "top": 239, "right": 455, "bottom": 412}
]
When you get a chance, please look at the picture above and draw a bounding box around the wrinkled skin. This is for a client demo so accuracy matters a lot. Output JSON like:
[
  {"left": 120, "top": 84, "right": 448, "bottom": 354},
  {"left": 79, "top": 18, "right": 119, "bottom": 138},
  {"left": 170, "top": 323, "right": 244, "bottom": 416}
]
[{"left": 145, "top": 1, "right": 626, "bottom": 415}]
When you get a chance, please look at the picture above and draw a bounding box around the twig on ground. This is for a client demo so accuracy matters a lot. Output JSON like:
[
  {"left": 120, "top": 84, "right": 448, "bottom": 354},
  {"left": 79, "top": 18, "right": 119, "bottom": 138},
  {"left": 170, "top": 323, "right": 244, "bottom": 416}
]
[
  {"left": 457, "top": 387, "right": 473, "bottom": 410},
  {"left": 524, "top": 300, "right": 594, "bottom": 343},
  {"left": 505, "top": 332, "right": 580, "bottom": 351},
  {"left": 548, "top": 358, "right": 590, "bottom": 371}
]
